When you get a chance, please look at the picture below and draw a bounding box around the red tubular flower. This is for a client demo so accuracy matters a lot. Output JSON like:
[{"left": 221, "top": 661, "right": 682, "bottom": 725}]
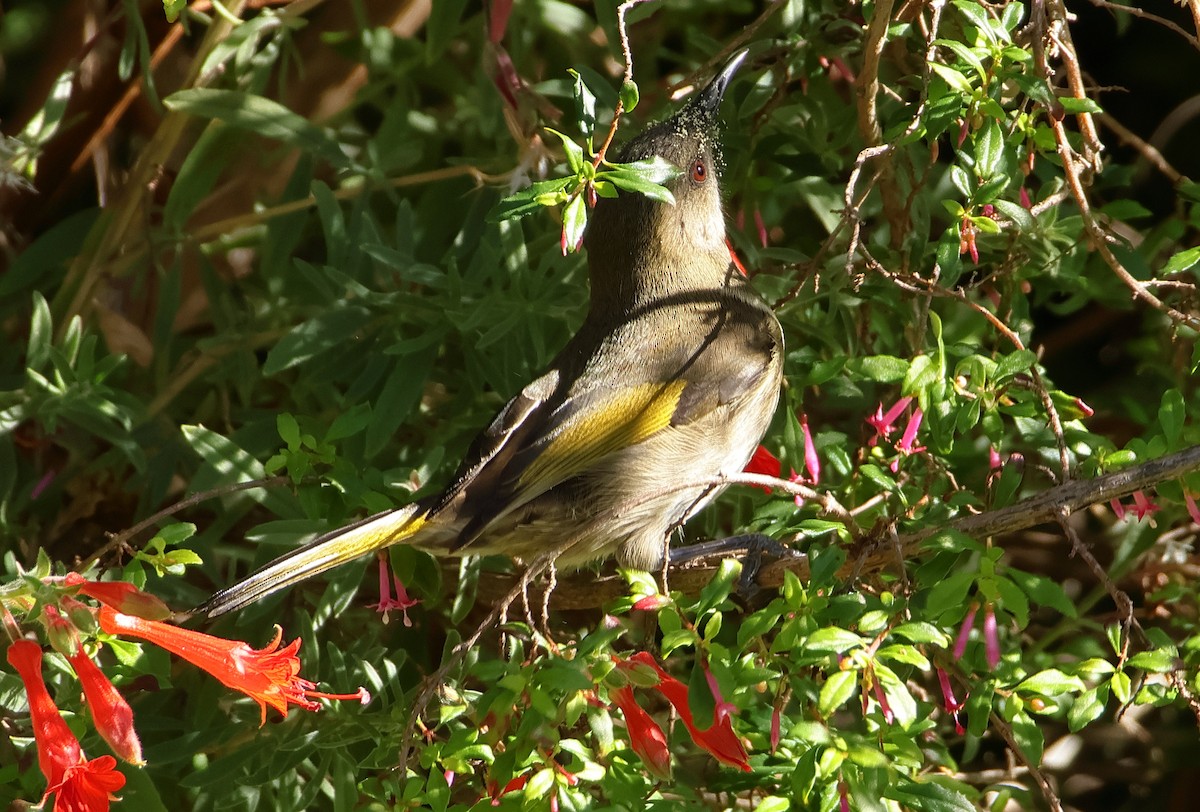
[
  {"left": 623, "top": 652, "right": 751, "bottom": 771},
  {"left": 611, "top": 685, "right": 671, "bottom": 779},
  {"left": 98, "top": 607, "right": 367, "bottom": 725},
  {"left": 66, "top": 649, "right": 143, "bottom": 765},
  {"left": 743, "top": 444, "right": 782, "bottom": 493},
  {"left": 63, "top": 573, "right": 171, "bottom": 621},
  {"left": 7, "top": 640, "right": 126, "bottom": 811},
  {"left": 8, "top": 640, "right": 81, "bottom": 787},
  {"left": 49, "top": 756, "right": 126, "bottom": 812},
  {"left": 770, "top": 705, "right": 782, "bottom": 754}
]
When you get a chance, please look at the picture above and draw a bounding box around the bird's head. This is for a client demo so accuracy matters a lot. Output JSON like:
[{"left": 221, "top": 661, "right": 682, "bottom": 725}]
[{"left": 584, "top": 50, "right": 748, "bottom": 306}]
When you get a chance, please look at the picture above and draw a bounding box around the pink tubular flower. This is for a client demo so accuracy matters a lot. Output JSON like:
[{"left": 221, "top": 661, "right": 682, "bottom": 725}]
[
  {"left": 611, "top": 685, "right": 671, "bottom": 779},
  {"left": 1019, "top": 186, "right": 1033, "bottom": 209},
  {"left": 754, "top": 207, "right": 768, "bottom": 248},
  {"left": 936, "top": 667, "right": 967, "bottom": 735},
  {"left": 770, "top": 705, "right": 782, "bottom": 754},
  {"left": 867, "top": 669, "right": 894, "bottom": 724},
  {"left": 98, "top": 607, "right": 368, "bottom": 725},
  {"left": 799, "top": 413, "right": 820, "bottom": 486},
  {"left": 867, "top": 397, "right": 912, "bottom": 445},
  {"left": 1131, "top": 490, "right": 1160, "bottom": 521},
  {"left": 703, "top": 663, "right": 737, "bottom": 725},
  {"left": 953, "top": 603, "right": 979, "bottom": 661},
  {"left": 888, "top": 407, "right": 926, "bottom": 472},
  {"left": 372, "top": 557, "right": 420, "bottom": 626},
  {"left": 983, "top": 604, "right": 1001, "bottom": 670},
  {"left": 66, "top": 648, "right": 143, "bottom": 765},
  {"left": 1110, "top": 498, "right": 1126, "bottom": 520},
  {"left": 1185, "top": 492, "right": 1200, "bottom": 525}
]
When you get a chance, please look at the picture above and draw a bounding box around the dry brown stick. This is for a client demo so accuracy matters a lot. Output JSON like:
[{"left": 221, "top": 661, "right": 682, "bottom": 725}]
[
  {"left": 990, "top": 710, "right": 1065, "bottom": 812},
  {"left": 1032, "top": 3, "right": 1200, "bottom": 332},
  {"left": 1098, "top": 112, "right": 1188, "bottom": 186},
  {"left": 85, "top": 475, "right": 290, "bottom": 571},
  {"left": 853, "top": 0, "right": 907, "bottom": 247}
]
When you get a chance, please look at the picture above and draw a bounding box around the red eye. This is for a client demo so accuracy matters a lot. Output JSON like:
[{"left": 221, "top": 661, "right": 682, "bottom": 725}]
[{"left": 691, "top": 159, "right": 707, "bottom": 183}]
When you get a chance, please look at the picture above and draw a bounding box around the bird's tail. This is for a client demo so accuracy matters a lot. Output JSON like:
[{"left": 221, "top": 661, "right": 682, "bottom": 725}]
[{"left": 199, "top": 504, "right": 428, "bottom": 617}]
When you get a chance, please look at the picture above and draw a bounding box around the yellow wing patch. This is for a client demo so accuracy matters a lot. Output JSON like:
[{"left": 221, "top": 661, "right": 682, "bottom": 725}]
[{"left": 519, "top": 380, "right": 687, "bottom": 492}]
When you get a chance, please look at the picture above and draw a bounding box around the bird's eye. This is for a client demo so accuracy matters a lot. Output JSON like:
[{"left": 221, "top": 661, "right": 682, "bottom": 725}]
[{"left": 690, "top": 159, "right": 707, "bottom": 184}]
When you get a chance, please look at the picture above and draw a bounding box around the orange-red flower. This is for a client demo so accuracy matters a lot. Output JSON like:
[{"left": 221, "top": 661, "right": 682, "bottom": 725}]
[
  {"left": 618, "top": 652, "right": 751, "bottom": 772},
  {"left": 98, "top": 607, "right": 366, "bottom": 725},
  {"left": 610, "top": 685, "right": 671, "bottom": 779},
  {"left": 64, "top": 573, "right": 171, "bottom": 620},
  {"left": 49, "top": 755, "right": 126, "bottom": 812},
  {"left": 66, "top": 648, "right": 143, "bottom": 765},
  {"left": 7, "top": 640, "right": 126, "bottom": 811},
  {"left": 8, "top": 640, "right": 81, "bottom": 786}
]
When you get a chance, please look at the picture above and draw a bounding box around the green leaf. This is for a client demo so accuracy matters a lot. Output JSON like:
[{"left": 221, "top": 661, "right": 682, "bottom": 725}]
[
  {"left": 856, "top": 355, "right": 909, "bottom": 382},
  {"left": 990, "top": 199, "right": 1035, "bottom": 232},
  {"left": 974, "top": 119, "right": 1003, "bottom": 177},
  {"left": 1159, "top": 389, "right": 1185, "bottom": 447},
  {"left": 569, "top": 69, "right": 597, "bottom": 134},
  {"left": 163, "top": 89, "right": 349, "bottom": 169},
  {"left": 886, "top": 778, "right": 976, "bottom": 812},
  {"left": 620, "top": 80, "right": 640, "bottom": 113},
  {"left": 1110, "top": 671, "right": 1132, "bottom": 704},
  {"left": 805, "top": 627, "right": 866, "bottom": 654},
  {"left": 992, "top": 349, "right": 1037, "bottom": 384},
  {"left": 561, "top": 194, "right": 588, "bottom": 253},
  {"left": 1161, "top": 246, "right": 1200, "bottom": 275},
  {"left": 490, "top": 177, "right": 574, "bottom": 221},
  {"left": 277, "top": 413, "right": 301, "bottom": 450},
  {"left": 545, "top": 128, "right": 586, "bottom": 174},
  {"left": 818, "top": 669, "right": 858, "bottom": 716},
  {"left": 1017, "top": 668, "right": 1086, "bottom": 696},
  {"left": 930, "top": 62, "right": 975, "bottom": 95},
  {"left": 263, "top": 306, "right": 371, "bottom": 376},
  {"left": 1007, "top": 568, "right": 1077, "bottom": 618},
  {"left": 162, "top": 0, "right": 186, "bottom": 23},
  {"left": 1068, "top": 684, "right": 1109, "bottom": 732},
  {"left": 1057, "top": 96, "right": 1103, "bottom": 114},
  {"left": 1127, "top": 649, "right": 1177, "bottom": 673},
  {"left": 891, "top": 622, "right": 950, "bottom": 647}
]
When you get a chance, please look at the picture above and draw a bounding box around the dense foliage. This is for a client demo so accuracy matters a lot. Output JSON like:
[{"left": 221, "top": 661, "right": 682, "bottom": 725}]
[{"left": 3, "top": 0, "right": 1200, "bottom": 809}]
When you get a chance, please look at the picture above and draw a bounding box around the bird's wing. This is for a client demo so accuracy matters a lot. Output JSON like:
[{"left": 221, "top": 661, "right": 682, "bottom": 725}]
[{"left": 446, "top": 304, "right": 781, "bottom": 550}]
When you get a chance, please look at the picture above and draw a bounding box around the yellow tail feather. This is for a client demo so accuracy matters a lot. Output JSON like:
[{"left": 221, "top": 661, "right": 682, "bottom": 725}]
[{"left": 200, "top": 505, "right": 427, "bottom": 617}]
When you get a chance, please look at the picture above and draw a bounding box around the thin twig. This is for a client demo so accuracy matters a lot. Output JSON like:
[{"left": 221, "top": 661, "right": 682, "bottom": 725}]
[
  {"left": 1032, "top": 1, "right": 1200, "bottom": 332},
  {"left": 1083, "top": 0, "right": 1200, "bottom": 51},
  {"left": 84, "top": 476, "right": 290, "bottom": 570}
]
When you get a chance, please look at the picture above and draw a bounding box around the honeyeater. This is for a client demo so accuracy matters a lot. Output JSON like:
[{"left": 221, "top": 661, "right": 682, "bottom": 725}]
[{"left": 201, "top": 50, "right": 784, "bottom": 617}]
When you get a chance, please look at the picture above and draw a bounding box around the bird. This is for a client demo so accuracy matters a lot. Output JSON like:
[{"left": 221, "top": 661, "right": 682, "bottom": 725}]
[{"left": 201, "top": 49, "right": 784, "bottom": 618}]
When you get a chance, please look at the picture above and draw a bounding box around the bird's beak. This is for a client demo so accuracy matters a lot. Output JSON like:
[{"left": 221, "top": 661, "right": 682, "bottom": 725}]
[{"left": 689, "top": 48, "right": 750, "bottom": 126}]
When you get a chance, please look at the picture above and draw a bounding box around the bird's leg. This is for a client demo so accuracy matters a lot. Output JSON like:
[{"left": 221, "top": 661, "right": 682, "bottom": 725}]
[{"left": 669, "top": 534, "right": 804, "bottom": 596}]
